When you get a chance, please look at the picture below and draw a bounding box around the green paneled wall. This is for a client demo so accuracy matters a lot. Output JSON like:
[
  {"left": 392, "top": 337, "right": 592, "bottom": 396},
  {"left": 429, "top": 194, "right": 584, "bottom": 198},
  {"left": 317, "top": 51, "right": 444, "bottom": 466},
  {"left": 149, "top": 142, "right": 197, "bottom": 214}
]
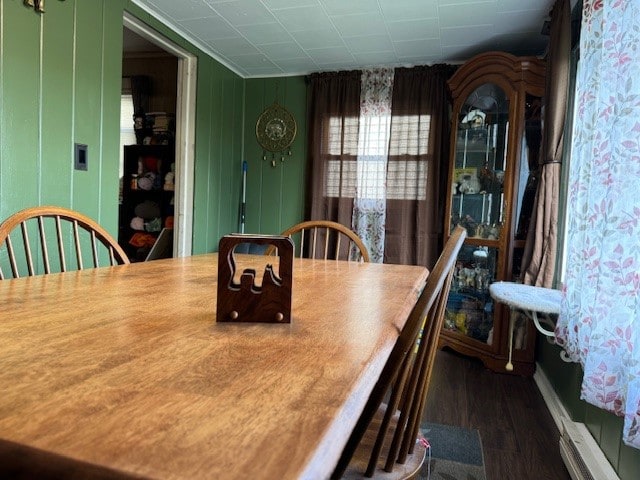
[
  {"left": 0, "top": 0, "right": 245, "bottom": 256},
  {"left": 191, "top": 59, "right": 245, "bottom": 253},
  {"left": 0, "top": 1, "right": 306, "bottom": 257},
  {"left": 242, "top": 77, "right": 307, "bottom": 235},
  {"left": 537, "top": 339, "right": 640, "bottom": 479},
  {"left": 1, "top": 0, "right": 119, "bottom": 226}
]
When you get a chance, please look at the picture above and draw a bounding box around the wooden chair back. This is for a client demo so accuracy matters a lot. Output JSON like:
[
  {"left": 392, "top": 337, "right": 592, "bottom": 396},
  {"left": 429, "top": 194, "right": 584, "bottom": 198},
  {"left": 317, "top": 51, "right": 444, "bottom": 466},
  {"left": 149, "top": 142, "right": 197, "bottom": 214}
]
[
  {"left": 266, "top": 220, "right": 370, "bottom": 262},
  {"left": 332, "top": 226, "right": 467, "bottom": 479},
  {"left": 0, "top": 206, "right": 129, "bottom": 279}
]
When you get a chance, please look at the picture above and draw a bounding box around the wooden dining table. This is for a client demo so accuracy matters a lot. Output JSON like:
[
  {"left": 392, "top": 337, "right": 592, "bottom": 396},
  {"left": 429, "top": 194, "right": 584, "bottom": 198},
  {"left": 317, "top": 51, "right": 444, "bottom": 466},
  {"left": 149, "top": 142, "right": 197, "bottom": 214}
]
[{"left": 0, "top": 253, "right": 428, "bottom": 480}]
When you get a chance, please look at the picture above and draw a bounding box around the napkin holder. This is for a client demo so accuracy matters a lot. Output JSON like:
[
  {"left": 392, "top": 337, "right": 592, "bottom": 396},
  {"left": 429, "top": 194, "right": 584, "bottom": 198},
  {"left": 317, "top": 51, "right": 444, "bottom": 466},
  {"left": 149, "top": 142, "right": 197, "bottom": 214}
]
[{"left": 217, "top": 234, "right": 294, "bottom": 323}]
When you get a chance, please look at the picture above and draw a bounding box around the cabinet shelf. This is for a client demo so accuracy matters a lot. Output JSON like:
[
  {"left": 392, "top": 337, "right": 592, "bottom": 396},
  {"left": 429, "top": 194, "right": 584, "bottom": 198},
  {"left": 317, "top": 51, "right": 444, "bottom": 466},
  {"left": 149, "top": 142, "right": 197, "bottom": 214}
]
[{"left": 459, "top": 236, "right": 500, "bottom": 247}]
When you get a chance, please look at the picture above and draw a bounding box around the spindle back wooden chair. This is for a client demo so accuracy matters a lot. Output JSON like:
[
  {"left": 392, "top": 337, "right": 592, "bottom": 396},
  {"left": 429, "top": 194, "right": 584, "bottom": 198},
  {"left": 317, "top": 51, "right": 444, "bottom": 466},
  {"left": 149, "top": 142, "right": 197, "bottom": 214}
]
[
  {"left": 332, "top": 226, "right": 467, "bottom": 479},
  {"left": 266, "top": 220, "right": 370, "bottom": 262},
  {"left": 0, "top": 206, "right": 129, "bottom": 280}
]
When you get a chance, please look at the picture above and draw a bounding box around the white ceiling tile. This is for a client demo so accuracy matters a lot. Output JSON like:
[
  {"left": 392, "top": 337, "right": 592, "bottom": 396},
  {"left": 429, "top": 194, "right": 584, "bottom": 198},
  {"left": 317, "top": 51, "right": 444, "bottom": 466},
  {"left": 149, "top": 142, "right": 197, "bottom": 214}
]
[
  {"left": 437, "top": 0, "right": 496, "bottom": 5},
  {"left": 378, "top": 0, "right": 439, "bottom": 22},
  {"left": 290, "top": 29, "right": 343, "bottom": 49},
  {"left": 147, "top": 0, "right": 216, "bottom": 21},
  {"left": 261, "top": 0, "right": 319, "bottom": 9},
  {"left": 438, "top": 2, "right": 497, "bottom": 28},
  {"left": 258, "top": 42, "right": 307, "bottom": 59},
  {"left": 237, "top": 22, "right": 293, "bottom": 44},
  {"left": 179, "top": 16, "right": 239, "bottom": 40},
  {"left": 273, "top": 6, "right": 334, "bottom": 32},
  {"left": 322, "top": 0, "right": 381, "bottom": 16},
  {"left": 211, "top": 0, "right": 277, "bottom": 26},
  {"left": 330, "top": 12, "right": 386, "bottom": 38},
  {"left": 387, "top": 18, "right": 440, "bottom": 42},
  {"left": 273, "top": 57, "right": 318, "bottom": 71},
  {"left": 393, "top": 39, "right": 443, "bottom": 58},
  {"left": 207, "top": 37, "right": 261, "bottom": 55},
  {"left": 227, "top": 52, "right": 278, "bottom": 68},
  {"left": 131, "top": 0, "right": 552, "bottom": 77},
  {"left": 306, "top": 46, "right": 355, "bottom": 64},
  {"left": 343, "top": 35, "right": 394, "bottom": 54}
]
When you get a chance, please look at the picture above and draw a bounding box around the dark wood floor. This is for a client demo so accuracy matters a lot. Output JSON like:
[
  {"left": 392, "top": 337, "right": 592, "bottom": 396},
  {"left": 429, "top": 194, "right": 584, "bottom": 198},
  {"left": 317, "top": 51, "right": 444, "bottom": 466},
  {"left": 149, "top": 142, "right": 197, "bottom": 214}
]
[{"left": 423, "top": 349, "right": 572, "bottom": 480}]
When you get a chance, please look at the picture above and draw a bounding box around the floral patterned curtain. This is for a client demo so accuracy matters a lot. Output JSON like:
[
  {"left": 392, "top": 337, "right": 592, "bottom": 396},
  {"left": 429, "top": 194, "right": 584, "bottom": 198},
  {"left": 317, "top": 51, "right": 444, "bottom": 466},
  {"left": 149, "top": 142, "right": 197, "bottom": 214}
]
[
  {"left": 351, "top": 68, "right": 394, "bottom": 263},
  {"left": 555, "top": 0, "right": 640, "bottom": 449}
]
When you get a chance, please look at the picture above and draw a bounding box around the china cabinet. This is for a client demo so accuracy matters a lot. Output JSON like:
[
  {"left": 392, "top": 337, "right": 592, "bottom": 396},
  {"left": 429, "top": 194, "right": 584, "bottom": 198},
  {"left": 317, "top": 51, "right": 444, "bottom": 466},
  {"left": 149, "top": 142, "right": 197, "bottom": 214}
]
[{"left": 439, "top": 52, "right": 545, "bottom": 376}]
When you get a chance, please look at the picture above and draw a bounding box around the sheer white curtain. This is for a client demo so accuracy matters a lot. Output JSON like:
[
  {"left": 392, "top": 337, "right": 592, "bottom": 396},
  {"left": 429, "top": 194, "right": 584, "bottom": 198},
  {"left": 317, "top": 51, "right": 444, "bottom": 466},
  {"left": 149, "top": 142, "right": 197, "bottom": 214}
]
[
  {"left": 555, "top": 0, "right": 640, "bottom": 449},
  {"left": 351, "top": 68, "right": 394, "bottom": 262}
]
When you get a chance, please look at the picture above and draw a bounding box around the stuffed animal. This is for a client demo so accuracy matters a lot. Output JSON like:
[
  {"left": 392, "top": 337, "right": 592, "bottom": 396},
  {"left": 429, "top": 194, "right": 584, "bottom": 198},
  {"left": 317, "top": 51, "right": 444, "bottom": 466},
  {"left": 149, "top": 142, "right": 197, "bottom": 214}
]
[
  {"left": 130, "top": 216, "right": 161, "bottom": 232},
  {"left": 130, "top": 216, "right": 145, "bottom": 231},
  {"left": 137, "top": 172, "right": 156, "bottom": 191},
  {"left": 134, "top": 200, "right": 161, "bottom": 219},
  {"left": 164, "top": 163, "right": 175, "bottom": 191}
]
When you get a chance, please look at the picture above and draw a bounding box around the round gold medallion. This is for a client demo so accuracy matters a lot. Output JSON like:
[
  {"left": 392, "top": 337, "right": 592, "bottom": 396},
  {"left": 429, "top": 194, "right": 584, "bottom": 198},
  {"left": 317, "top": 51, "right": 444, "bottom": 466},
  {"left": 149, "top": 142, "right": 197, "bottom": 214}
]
[{"left": 256, "top": 102, "right": 297, "bottom": 154}]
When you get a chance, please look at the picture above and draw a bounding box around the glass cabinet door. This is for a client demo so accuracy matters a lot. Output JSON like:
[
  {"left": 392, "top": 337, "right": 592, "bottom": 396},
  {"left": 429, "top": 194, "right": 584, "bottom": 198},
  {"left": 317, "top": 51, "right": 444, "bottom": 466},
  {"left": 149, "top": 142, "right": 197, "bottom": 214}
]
[
  {"left": 445, "top": 82, "right": 510, "bottom": 345},
  {"left": 444, "top": 244, "right": 498, "bottom": 344},
  {"left": 450, "top": 82, "right": 509, "bottom": 239}
]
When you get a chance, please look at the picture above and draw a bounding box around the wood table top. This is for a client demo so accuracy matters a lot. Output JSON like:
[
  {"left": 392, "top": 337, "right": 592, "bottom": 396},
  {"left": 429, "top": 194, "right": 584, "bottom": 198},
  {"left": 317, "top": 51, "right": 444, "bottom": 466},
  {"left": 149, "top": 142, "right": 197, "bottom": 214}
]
[{"left": 0, "top": 254, "right": 427, "bottom": 480}]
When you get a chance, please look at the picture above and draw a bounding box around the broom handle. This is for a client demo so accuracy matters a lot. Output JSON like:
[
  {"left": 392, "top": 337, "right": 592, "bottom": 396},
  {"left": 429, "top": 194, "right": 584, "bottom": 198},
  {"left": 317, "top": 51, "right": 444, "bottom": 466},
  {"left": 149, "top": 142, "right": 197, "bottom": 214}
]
[{"left": 240, "top": 161, "right": 247, "bottom": 233}]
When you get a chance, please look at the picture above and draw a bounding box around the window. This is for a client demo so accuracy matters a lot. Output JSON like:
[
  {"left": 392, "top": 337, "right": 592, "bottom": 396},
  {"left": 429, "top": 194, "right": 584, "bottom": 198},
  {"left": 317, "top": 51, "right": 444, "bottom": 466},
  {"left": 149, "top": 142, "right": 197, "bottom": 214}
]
[
  {"left": 119, "top": 94, "right": 137, "bottom": 179},
  {"left": 323, "top": 114, "right": 430, "bottom": 201}
]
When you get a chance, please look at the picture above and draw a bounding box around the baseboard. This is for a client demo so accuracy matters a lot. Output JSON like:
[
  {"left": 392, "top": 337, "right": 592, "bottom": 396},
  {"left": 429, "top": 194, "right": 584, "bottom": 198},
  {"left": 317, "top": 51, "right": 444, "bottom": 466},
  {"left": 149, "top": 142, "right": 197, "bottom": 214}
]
[
  {"left": 533, "top": 362, "right": 570, "bottom": 432},
  {"left": 534, "top": 363, "right": 620, "bottom": 480}
]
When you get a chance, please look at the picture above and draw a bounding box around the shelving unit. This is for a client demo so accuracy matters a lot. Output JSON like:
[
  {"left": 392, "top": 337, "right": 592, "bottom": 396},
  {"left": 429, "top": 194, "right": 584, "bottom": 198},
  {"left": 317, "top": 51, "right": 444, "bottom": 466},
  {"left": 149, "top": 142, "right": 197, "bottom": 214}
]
[
  {"left": 118, "top": 144, "right": 175, "bottom": 262},
  {"left": 439, "top": 51, "right": 545, "bottom": 376}
]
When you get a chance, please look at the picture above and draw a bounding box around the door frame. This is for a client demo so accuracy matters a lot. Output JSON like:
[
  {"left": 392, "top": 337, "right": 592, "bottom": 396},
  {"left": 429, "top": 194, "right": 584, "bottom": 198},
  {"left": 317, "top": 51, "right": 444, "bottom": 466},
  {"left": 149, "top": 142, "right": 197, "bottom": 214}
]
[{"left": 123, "top": 12, "right": 197, "bottom": 257}]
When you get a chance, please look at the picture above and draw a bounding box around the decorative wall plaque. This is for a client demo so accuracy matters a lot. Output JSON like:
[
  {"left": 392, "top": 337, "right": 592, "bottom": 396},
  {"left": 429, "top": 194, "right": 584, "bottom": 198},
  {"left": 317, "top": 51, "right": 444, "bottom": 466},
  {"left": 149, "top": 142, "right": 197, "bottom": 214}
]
[
  {"left": 256, "top": 101, "right": 297, "bottom": 167},
  {"left": 24, "top": 0, "right": 53, "bottom": 13}
]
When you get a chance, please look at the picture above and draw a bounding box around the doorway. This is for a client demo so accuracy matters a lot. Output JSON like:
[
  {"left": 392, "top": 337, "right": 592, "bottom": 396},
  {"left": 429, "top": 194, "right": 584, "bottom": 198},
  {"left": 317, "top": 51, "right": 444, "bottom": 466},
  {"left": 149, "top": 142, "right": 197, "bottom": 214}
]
[{"left": 120, "top": 13, "right": 196, "bottom": 260}]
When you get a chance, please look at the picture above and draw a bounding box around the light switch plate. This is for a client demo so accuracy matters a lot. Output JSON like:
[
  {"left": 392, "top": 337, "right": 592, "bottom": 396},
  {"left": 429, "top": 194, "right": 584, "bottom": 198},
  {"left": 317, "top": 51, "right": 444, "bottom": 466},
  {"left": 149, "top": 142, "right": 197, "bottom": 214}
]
[{"left": 74, "top": 143, "right": 88, "bottom": 171}]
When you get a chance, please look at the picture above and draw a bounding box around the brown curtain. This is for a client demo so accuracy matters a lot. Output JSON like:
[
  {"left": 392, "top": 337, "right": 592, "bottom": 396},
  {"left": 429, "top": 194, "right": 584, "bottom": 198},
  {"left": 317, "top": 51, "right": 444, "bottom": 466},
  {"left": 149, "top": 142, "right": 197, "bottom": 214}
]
[
  {"left": 130, "top": 75, "right": 151, "bottom": 117},
  {"left": 385, "top": 65, "right": 456, "bottom": 268},
  {"left": 130, "top": 75, "right": 151, "bottom": 144},
  {"left": 307, "top": 71, "right": 361, "bottom": 227},
  {"left": 521, "top": 0, "right": 571, "bottom": 287}
]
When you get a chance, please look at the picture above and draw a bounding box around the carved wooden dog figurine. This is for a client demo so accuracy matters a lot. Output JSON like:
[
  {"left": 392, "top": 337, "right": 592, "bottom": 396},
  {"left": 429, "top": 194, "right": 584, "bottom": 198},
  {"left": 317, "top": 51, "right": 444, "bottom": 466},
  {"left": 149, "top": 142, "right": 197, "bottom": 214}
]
[{"left": 216, "top": 234, "right": 294, "bottom": 323}]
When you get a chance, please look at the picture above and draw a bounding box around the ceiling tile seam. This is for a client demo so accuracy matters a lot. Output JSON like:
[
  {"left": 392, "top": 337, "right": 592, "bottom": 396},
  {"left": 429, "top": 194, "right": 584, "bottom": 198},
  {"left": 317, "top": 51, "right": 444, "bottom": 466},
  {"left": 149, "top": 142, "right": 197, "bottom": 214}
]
[
  {"left": 308, "top": 0, "right": 358, "bottom": 68},
  {"left": 430, "top": 1, "right": 445, "bottom": 60},
  {"left": 204, "top": 4, "right": 271, "bottom": 56},
  {"left": 174, "top": 1, "right": 291, "bottom": 75},
  {"left": 374, "top": 0, "right": 401, "bottom": 66},
  {"left": 130, "top": 0, "right": 250, "bottom": 77},
  {"left": 230, "top": 0, "right": 323, "bottom": 72}
]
